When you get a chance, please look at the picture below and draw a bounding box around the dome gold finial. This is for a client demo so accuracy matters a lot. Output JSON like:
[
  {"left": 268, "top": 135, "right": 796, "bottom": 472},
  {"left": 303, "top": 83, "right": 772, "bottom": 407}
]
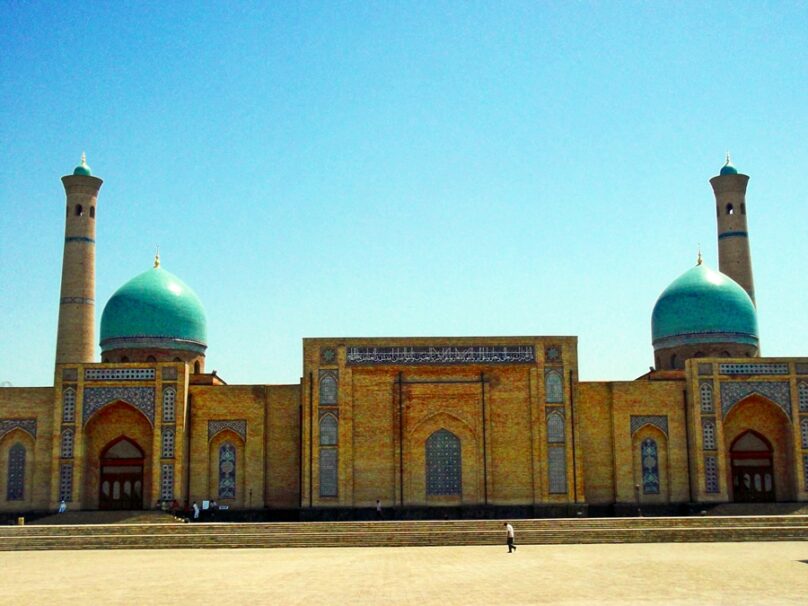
[
  {"left": 697, "top": 245, "right": 703, "bottom": 266},
  {"left": 154, "top": 246, "right": 160, "bottom": 268},
  {"left": 81, "top": 151, "right": 87, "bottom": 167},
  {"left": 725, "top": 151, "right": 731, "bottom": 165}
]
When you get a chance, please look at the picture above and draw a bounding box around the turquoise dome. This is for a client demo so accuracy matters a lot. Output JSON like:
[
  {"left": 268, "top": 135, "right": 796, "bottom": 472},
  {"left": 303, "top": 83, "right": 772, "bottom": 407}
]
[
  {"left": 73, "top": 154, "right": 92, "bottom": 176},
  {"left": 652, "top": 263, "right": 758, "bottom": 350},
  {"left": 100, "top": 265, "right": 207, "bottom": 354},
  {"left": 720, "top": 156, "right": 738, "bottom": 175}
]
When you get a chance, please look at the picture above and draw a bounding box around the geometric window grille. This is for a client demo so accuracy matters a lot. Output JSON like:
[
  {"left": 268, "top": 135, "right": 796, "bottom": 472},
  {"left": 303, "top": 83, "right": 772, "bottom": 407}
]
[
  {"left": 85, "top": 368, "right": 155, "bottom": 380},
  {"left": 6, "top": 443, "right": 25, "bottom": 501},
  {"left": 63, "top": 387, "right": 76, "bottom": 423},
  {"left": 218, "top": 442, "right": 236, "bottom": 499},
  {"left": 801, "top": 418, "right": 808, "bottom": 449},
  {"left": 547, "top": 412, "right": 565, "bottom": 443},
  {"left": 700, "top": 383, "right": 713, "bottom": 413},
  {"left": 641, "top": 438, "right": 660, "bottom": 495},
  {"left": 319, "top": 373, "right": 337, "bottom": 405},
  {"left": 545, "top": 371, "right": 563, "bottom": 403},
  {"left": 162, "top": 387, "right": 176, "bottom": 422},
  {"left": 61, "top": 429, "right": 74, "bottom": 458},
  {"left": 705, "top": 456, "right": 719, "bottom": 493},
  {"left": 425, "top": 429, "right": 461, "bottom": 496},
  {"left": 319, "top": 415, "right": 337, "bottom": 446},
  {"left": 800, "top": 383, "right": 808, "bottom": 412},
  {"left": 162, "top": 428, "right": 175, "bottom": 458},
  {"left": 702, "top": 420, "right": 717, "bottom": 450},
  {"left": 548, "top": 446, "right": 567, "bottom": 494},
  {"left": 59, "top": 463, "right": 73, "bottom": 502},
  {"left": 719, "top": 363, "right": 789, "bottom": 375},
  {"left": 160, "top": 464, "right": 174, "bottom": 501},
  {"left": 804, "top": 455, "right": 808, "bottom": 489},
  {"left": 319, "top": 448, "right": 338, "bottom": 498}
]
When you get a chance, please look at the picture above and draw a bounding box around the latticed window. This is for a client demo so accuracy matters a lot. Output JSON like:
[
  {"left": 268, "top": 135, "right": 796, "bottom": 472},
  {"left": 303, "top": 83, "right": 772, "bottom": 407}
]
[
  {"left": 804, "top": 456, "right": 808, "bottom": 489},
  {"left": 6, "top": 443, "right": 25, "bottom": 501},
  {"left": 162, "top": 429, "right": 175, "bottom": 458},
  {"left": 705, "top": 456, "right": 719, "bottom": 493},
  {"left": 218, "top": 442, "right": 236, "bottom": 499},
  {"left": 160, "top": 464, "right": 174, "bottom": 501},
  {"left": 699, "top": 383, "right": 713, "bottom": 413},
  {"left": 545, "top": 371, "right": 563, "bottom": 403},
  {"left": 799, "top": 383, "right": 808, "bottom": 412},
  {"left": 63, "top": 387, "right": 76, "bottom": 423},
  {"left": 548, "top": 446, "right": 567, "bottom": 493},
  {"left": 319, "top": 373, "right": 338, "bottom": 405},
  {"left": 801, "top": 419, "right": 808, "bottom": 449},
  {"left": 319, "top": 415, "right": 338, "bottom": 446},
  {"left": 319, "top": 448, "right": 338, "bottom": 497},
  {"left": 59, "top": 463, "right": 72, "bottom": 502},
  {"left": 641, "top": 438, "right": 660, "bottom": 494},
  {"left": 163, "top": 387, "right": 176, "bottom": 422},
  {"left": 61, "top": 429, "right": 74, "bottom": 458},
  {"left": 702, "top": 420, "right": 716, "bottom": 450},
  {"left": 425, "top": 429, "right": 461, "bottom": 496},
  {"left": 547, "top": 412, "right": 565, "bottom": 443}
]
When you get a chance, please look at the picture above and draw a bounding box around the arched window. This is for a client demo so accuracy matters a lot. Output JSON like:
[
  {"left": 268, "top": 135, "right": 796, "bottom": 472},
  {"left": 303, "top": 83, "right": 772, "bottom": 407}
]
[
  {"left": 801, "top": 419, "right": 808, "bottom": 449},
  {"left": 218, "top": 442, "right": 236, "bottom": 499},
  {"left": 194, "top": 361, "right": 201, "bottom": 373},
  {"left": 121, "top": 356, "right": 129, "bottom": 363},
  {"left": 160, "top": 464, "right": 174, "bottom": 501},
  {"left": 61, "top": 429, "right": 74, "bottom": 458},
  {"left": 146, "top": 355, "right": 156, "bottom": 362},
  {"left": 425, "top": 429, "right": 461, "bottom": 496},
  {"left": 641, "top": 438, "right": 660, "bottom": 495},
  {"left": 319, "top": 415, "right": 338, "bottom": 446},
  {"left": 726, "top": 203, "right": 734, "bottom": 215},
  {"left": 7, "top": 443, "right": 25, "bottom": 501},
  {"left": 63, "top": 387, "right": 76, "bottom": 423},
  {"left": 162, "top": 387, "right": 176, "bottom": 422},
  {"left": 700, "top": 383, "right": 713, "bottom": 413},
  {"left": 548, "top": 447, "right": 567, "bottom": 493},
  {"left": 694, "top": 351, "right": 705, "bottom": 358},
  {"left": 702, "top": 420, "right": 716, "bottom": 450},
  {"left": 670, "top": 354, "right": 678, "bottom": 369},
  {"left": 162, "top": 428, "right": 175, "bottom": 458},
  {"left": 547, "top": 412, "right": 565, "bottom": 443},
  {"left": 75, "top": 204, "right": 83, "bottom": 216},
  {"left": 545, "top": 371, "right": 563, "bottom": 403},
  {"left": 799, "top": 383, "right": 808, "bottom": 412},
  {"left": 89, "top": 206, "right": 95, "bottom": 218},
  {"left": 741, "top": 203, "right": 746, "bottom": 215},
  {"left": 319, "top": 373, "right": 338, "bottom": 405}
]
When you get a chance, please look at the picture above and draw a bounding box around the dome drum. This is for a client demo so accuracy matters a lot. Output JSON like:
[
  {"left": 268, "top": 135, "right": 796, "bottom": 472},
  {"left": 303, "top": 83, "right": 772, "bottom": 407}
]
[{"left": 100, "top": 336, "right": 207, "bottom": 355}]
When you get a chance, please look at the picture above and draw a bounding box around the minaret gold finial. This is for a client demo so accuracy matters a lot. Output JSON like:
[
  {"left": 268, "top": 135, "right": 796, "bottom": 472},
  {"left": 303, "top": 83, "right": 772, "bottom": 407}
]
[
  {"left": 697, "top": 245, "right": 703, "bottom": 266},
  {"left": 81, "top": 151, "right": 88, "bottom": 167},
  {"left": 154, "top": 246, "right": 160, "bottom": 268},
  {"left": 725, "top": 151, "right": 732, "bottom": 165}
]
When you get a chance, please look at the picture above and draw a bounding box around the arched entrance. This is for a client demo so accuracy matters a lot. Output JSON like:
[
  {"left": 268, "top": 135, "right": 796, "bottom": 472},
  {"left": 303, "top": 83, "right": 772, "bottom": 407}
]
[
  {"left": 730, "top": 431, "right": 775, "bottom": 503},
  {"left": 99, "top": 437, "right": 145, "bottom": 510}
]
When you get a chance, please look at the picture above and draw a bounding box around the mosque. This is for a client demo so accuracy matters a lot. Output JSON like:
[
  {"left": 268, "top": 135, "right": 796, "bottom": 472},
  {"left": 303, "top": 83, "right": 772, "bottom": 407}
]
[{"left": 1, "top": 155, "right": 807, "bottom": 517}]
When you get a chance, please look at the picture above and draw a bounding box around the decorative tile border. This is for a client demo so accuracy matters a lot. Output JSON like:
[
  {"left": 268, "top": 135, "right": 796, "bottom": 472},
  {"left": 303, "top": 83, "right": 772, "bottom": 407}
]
[
  {"left": 83, "top": 387, "right": 155, "bottom": 425},
  {"left": 630, "top": 415, "right": 668, "bottom": 437},
  {"left": 85, "top": 368, "right": 155, "bottom": 381},
  {"left": 719, "top": 363, "right": 789, "bottom": 376},
  {"left": 208, "top": 419, "right": 247, "bottom": 442},
  {"left": 0, "top": 419, "right": 37, "bottom": 440},
  {"left": 720, "top": 382, "right": 791, "bottom": 419},
  {"left": 346, "top": 345, "right": 535, "bottom": 365}
]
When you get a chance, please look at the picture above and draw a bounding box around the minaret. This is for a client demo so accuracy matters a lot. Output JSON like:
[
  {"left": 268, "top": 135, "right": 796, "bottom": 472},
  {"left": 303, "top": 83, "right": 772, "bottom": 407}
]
[
  {"left": 55, "top": 154, "right": 103, "bottom": 364},
  {"left": 710, "top": 154, "right": 755, "bottom": 304}
]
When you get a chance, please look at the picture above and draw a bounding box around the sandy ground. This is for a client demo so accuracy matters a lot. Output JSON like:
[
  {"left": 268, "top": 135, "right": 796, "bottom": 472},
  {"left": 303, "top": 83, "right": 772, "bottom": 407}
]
[{"left": 1, "top": 542, "right": 807, "bottom": 605}]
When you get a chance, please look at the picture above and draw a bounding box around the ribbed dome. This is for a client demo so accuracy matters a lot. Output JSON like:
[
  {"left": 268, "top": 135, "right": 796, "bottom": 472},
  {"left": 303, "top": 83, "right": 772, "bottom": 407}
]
[
  {"left": 651, "top": 263, "right": 758, "bottom": 350},
  {"left": 100, "top": 265, "right": 207, "bottom": 354}
]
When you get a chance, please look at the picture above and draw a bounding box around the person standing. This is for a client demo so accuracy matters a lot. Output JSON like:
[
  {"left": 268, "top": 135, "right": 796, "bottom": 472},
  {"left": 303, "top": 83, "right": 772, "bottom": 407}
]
[
  {"left": 504, "top": 522, "right": 516, "bottom": 553},
  {"left": 375, "top": 499, "right": 383, "bottom": 520},
  {"left": 192, "top": 501, "right": 200, "bottom": 522}
]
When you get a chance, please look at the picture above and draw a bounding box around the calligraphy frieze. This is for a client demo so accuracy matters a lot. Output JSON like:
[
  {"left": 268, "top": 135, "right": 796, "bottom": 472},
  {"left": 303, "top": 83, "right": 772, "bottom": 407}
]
[{"left": 346, "top": 345, "right": 535, "bottom": 365}]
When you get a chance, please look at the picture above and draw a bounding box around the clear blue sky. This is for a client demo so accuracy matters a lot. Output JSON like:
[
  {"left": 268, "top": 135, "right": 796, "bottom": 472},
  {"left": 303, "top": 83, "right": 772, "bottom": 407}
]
[{"left": 1, "top": 1, "right": 807, "bottom": 387}]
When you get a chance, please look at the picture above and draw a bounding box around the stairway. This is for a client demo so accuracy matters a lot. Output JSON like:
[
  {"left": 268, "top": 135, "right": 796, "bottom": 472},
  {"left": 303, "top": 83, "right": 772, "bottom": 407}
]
[{"left": 1, "top": 515, "right": 807, "bottom": 551}]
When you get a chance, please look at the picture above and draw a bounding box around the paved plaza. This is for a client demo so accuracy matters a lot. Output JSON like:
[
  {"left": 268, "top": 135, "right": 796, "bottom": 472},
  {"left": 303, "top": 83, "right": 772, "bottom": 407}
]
[{"left": 1, "top": 542, "right": 807, "bottom": 605}]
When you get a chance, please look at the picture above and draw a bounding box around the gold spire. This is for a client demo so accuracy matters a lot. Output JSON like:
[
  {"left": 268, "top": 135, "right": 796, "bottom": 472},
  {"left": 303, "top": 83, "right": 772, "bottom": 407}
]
[
  {"left": 154, "top": 246, "right": 160, "bottom": 268},
  {"left": 81, "top": 151, "right": 88, "bottom": 167},
  {"left": 725, "top": 151, "right": 732, "bottom": 165},
  {"left": 697, "top": 245, "right": 703, "bottom": 266}
]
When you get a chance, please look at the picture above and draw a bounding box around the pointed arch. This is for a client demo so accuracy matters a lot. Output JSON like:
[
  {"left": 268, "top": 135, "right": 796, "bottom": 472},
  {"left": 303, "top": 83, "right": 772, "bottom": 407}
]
[
  {"left": 700, "top": 382, "right": 713, "bottom": 413},
  {"left": 6, "top": 443, "right": 25, "bottom": 501},
  {"left": 545, "top": 370, "right": 563, "bottom": 403},
  {"left": 61, "top": 428, "right": 74, "bottom": 458},
  {"left": 546, "top": 411, "right": 565, "bottom": 443},
  {"left": 63, "top": 387, "right": 76, "bottom": 423},
  {"left": 319, "top": 413, "right": 338, "bottom": 446}
]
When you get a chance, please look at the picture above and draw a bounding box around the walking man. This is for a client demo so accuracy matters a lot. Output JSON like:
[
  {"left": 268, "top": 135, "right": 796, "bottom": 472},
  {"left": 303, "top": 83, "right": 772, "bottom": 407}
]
[{"left": 504, "top": 522, "right": 516, "bottom": 553}]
